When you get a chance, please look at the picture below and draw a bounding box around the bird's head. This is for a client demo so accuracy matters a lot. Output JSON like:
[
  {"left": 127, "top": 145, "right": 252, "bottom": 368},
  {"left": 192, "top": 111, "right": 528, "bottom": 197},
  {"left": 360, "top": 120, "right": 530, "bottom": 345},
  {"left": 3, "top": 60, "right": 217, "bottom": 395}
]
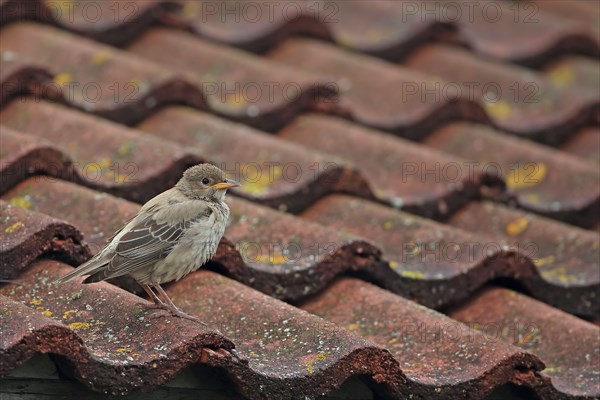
[{"left": 177, "top": 164, "right": 240, "bottom": 202}]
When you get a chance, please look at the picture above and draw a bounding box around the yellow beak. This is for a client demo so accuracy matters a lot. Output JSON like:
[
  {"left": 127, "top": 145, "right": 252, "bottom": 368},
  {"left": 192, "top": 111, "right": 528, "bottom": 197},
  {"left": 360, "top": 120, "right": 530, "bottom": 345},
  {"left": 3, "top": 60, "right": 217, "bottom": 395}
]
[{"left": 212, "top": 179, "right": 241, "bottom": 190}]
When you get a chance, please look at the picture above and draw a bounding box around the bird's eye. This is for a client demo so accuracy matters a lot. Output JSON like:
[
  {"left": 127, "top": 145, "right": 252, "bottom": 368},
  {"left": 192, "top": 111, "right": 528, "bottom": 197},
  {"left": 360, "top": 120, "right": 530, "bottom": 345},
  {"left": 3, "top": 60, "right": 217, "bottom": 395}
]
[{"left": 202, "top": 178, "right": 210, "bottom": 185}]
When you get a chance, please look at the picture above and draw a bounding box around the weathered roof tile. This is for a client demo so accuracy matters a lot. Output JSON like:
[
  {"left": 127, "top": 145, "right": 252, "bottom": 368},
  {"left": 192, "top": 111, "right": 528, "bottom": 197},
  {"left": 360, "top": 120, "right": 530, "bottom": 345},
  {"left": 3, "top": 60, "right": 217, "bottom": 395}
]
[
  {"left": 404, "top": 44, "right": 598, "bottom": 143},
  {"left": 167, "top": 270, "right": 406, "bottom": 400},
  {"left": 279, "top": 113, "right": 485, "bottom": 219},
  {"left": 456, "top": 0, "right": 599, "bottom": 65},
  {"left": 561, "top": 127, "right": 600, "bottom": 166},
  {"left": 268, "top": 37, "right": 598, "bottom": 140},
  {"left": 423, "top": 122, "right": 600, "bottom": 226},
  {"left": 543, "top": 56, "right": 600, "bottom": 94},
  {"left": 137, "top": 106, "right": 370, "bottom": 212},
  {"left": 0, "top": 260, "right": 234, "bottom": 394},
  {"left": 0, "top": 1, "right": 180, "bottom": 45},
  {"left": 0, "top": 126, "right": 73, "bottom": 194},
  {"left": 300, "top": 277, "right": 545, "bottom": 399},
  {"left": 449, "top": 287, "right": 600, "bottom": 399},
  {"left": 448, "top": 201, "right": 600, "bottom": 316},
  {"left": 0, "top": 22, "right": 207, "bottom": 123},
  {"left": 1, "top": 99, "right": 198, "bottom": 202},
  {"left": 267, "top": 37, "right": 472, "bottom": 138},
  {"left": 302, "top": 195, "right": 599, "bottom": 315},
  {"left": 168, "top": 1, "right": 599, "bottom": 64},
  {"left": 0, "top": 201, "right": 89, "bottom": 280},
  {"left": 127, "top": 27, "right": 337, "bottom": 131}
]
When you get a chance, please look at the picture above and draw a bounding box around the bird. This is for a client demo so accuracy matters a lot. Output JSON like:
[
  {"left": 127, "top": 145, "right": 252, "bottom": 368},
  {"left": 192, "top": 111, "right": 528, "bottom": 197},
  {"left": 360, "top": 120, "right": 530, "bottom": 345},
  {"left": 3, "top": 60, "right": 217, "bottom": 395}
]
[{"left": 55, "top": 163, "right": 240, "bottom": 324}]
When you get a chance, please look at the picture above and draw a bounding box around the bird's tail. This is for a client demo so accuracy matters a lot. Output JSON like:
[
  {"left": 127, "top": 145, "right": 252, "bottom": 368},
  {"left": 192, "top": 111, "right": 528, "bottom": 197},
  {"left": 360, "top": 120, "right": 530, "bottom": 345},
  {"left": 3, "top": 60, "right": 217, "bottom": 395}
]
[{"left": 53, "top": 252, "right": 110, "bottom": 284}]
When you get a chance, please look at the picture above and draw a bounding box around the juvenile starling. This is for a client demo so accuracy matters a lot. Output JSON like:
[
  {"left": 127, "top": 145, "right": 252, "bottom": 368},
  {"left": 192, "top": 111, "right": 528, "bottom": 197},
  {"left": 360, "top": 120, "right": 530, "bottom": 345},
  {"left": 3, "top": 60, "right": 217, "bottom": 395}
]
[{"left": 55, "top": 163, "right": 240, "bottom": 324}]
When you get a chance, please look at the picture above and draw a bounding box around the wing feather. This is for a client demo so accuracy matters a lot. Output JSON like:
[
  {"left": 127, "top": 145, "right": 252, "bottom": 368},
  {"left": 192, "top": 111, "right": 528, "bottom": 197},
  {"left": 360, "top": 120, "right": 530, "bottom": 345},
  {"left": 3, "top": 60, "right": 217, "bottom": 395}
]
[{"left": 97, "top": 208, "right": 212, "bottom": 281}]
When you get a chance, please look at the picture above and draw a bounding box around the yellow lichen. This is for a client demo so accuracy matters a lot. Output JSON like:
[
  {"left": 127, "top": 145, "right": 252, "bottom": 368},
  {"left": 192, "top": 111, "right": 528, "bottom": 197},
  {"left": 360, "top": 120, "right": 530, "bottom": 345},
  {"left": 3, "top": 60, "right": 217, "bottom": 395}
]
[
  {"left": 224, "top": 92, "right": 248, "bottom": 108},
  {"left": 115, "top": 348, "right": 132, "bottom": 354},
  {"left": 399, "top": 270, "right": 426, "bottom": 280},
  {"left": 5, "top": 222, "right": 24, "bottom": 234},
  {"left": 182, "top": 1, "right": 199, "bottom": 17},
  {"left": 383, "top": 221, "right": 393, "bottom": 230},
  {"left": 41, "top": 310, "right": 53, "bottom": 317},
  {"left": 29, "top": 298, "right": 42, "bottom": 306},
  {"left": 387, "top": 337, "right": 398, "bottom": 345},
  {"left": 543, "top": 365, "right": 563, "bottom": 374},
  {"left": 53, "top": 72, "right": 73, "bottom": 86},
  {"left": 388, "top": 261, "right": 399, "bottom": 269},
  {"left": 506, "top": 163, "right": 547, "bottom": 190},
  {"left": 347, "top": 323, "right": 359, "bottom": 331},
  {"left": 68, "top": 322, "right": 92, "bottom": 330},
  {"left": 62, "top": 309, "right": 77, "bottom": 319},
  {"left": 533, "top": 255, "right": 555, "bottom": 268},
  {"left": 541, "top": 267, "right": 578, "bottom": 284},
  {"left": 306, "top": 360, "right": 315, "bottom": 375},
  {"left": 9, "top": 197, "right": 31, "bottom": 209},
  {"left": 91, "top": 50, "right": 112, "bottom": 66},
  {"left": 548, "top": 65, "right": 574, "bottom": 87},
  {"left": 117, "top": 142, "right": 135, "bottom": 157},
  {"left": 239, "top": 164, "right": 282, "bottom": 196},
  {"left": 255, "top": 253, "right": 289, "bottom": 265},
  {"left": 485, "top": 100, "right": 512, "bottom": 119},
  {"left": 505, "top": 218, "right": 529, "bottom": 236}
]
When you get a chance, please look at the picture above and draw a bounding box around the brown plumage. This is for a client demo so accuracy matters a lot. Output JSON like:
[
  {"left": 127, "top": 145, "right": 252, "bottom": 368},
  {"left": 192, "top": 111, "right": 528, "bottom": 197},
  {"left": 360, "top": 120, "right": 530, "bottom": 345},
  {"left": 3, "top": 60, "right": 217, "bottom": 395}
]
[{"left": 55, "top": 163, "right": 240, "bottom": 324}]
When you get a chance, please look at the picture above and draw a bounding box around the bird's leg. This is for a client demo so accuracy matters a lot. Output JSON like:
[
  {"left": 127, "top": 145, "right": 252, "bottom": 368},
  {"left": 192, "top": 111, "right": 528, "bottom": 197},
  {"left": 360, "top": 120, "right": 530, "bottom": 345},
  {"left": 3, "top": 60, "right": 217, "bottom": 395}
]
[
  {"left": 152, "top": 281, "right": 207, "bottom": 326},
  {"left": 140, "top": 284, "right": 169, "bottom": 310}
]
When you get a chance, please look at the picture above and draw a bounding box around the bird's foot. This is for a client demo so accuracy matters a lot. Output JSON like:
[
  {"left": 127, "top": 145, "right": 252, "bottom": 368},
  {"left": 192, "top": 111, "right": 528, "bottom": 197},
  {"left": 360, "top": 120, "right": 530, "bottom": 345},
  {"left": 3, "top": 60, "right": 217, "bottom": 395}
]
[
  {"left": 144, "top": 302, "right": 208, "bottom": 327},
  {"left": 167, "top": 307, "right": 209, "bottom": 327}
]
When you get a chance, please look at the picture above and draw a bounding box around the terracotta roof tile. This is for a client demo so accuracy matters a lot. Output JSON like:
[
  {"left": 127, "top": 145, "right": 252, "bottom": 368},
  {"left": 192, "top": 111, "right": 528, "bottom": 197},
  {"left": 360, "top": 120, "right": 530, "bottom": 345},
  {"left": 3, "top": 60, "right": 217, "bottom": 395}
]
[
  {"left": 267, "top": 37, "right": 474, "bottom": 138},
  {"left": 543, "top": 56, "right": 600, "bottom": 93},
  {"left": 127, "top": 27, "right": 337, "bottom": 131},
  {"left": 0, "top": 22, "right": 207, "bottom": 123},
  {"left": 0, "top": 125, "right": 74, "bottom": 194},
  {"left": 301, "top": 195, "right": 599, "bottom": 316},
  {"left": 423, "top": 122, "right": 600, "bottom": 226},
  {"left": 268, "top": 37, "right": 598, "bottom": 140},
  {"left": 166, "top": 270, "right": 406, "bottom": 400},
  {"left": 0, "top": 54, "right": 57, "bottom": 105},
  {"left": 279, "top": 114, "right": 484, "bottom": 219},
  {"left": 137, "top": 106, "right": 370, "bottom": 212},
  {"left": 561, "top": 127, "right": 600, "bottom": 166},
  {"left": 167, "top": 0, "right": 336, "bottom": 53},
  {"left": 449, "top": 287, "right": 600, "bottom": 399},
  {"left": 0, "top": 201, "right": 89, "bottom": 280},
  {"left": 0, "top": 0, "right": 180, "bottom": 45},
  {"left": 0, "top": 260, "right": 234, "bottom": 394},
  {"left": 0, "top": 99, "right": 198, "bottom": 202},
  {"left": 169, "top": 1, "right": 599, "bottom": 65},
  {"left": 448, "top": 201, "right": 600, "bottom": 316},
  {"left": 1, "top": 178, "right": 136, "bottom": 253},
  {"left": 403, "top": 44, "right": 598, "bottom": 143},
  {"left": 455, "top": 0, "right": 599, "bottom": 65},
  {"left": 210, "top": 196, "right": 384, "bottom": 301},
  {"left": 300, "top": 277, "right": 545, "bottom": 399}
]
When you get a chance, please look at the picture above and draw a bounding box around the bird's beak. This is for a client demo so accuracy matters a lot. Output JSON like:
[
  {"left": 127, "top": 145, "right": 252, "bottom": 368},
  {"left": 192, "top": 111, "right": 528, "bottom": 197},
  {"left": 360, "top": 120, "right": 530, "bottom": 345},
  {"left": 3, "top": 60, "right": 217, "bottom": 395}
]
[{"left": 212, "top": 179, "right": 241, "bottom": 190}]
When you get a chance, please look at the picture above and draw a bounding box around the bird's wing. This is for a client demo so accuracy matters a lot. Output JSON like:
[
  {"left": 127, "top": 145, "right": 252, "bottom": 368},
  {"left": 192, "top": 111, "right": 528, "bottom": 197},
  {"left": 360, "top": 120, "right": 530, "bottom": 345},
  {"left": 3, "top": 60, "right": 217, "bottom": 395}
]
[{"left": 87, "top": 206, "right": 213, "bottom": 282}]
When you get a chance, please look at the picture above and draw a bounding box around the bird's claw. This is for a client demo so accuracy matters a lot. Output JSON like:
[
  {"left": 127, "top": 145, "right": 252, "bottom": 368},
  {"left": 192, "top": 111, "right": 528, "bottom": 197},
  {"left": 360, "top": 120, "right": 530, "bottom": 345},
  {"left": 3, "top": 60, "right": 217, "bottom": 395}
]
[{"left": 143, "top": 303, "right": 209, "bottom": 327}]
